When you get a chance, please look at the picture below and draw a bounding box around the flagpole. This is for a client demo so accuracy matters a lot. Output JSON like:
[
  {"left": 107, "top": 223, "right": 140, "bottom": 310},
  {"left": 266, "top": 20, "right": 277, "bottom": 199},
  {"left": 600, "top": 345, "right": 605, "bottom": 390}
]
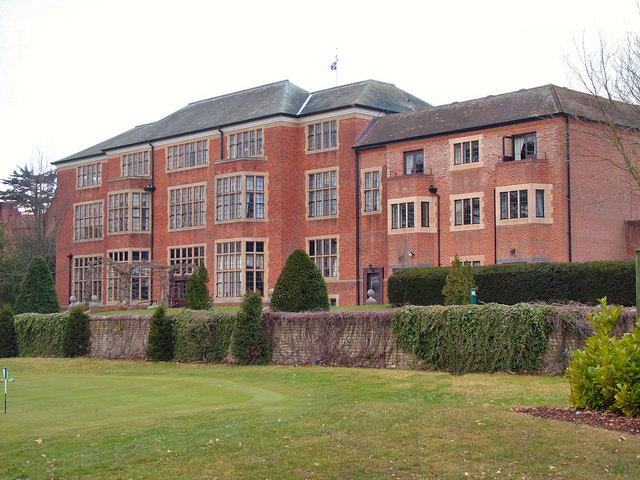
[{"left": 335, "top": 48, "right": 338, "bottom": 86}]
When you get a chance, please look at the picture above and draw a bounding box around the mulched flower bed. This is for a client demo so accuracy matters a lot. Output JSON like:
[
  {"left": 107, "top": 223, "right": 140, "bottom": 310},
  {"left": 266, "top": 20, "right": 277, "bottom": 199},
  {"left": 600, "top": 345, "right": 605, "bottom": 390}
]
[{"left": 516, "top": 407, "right": 640, "bottom": 435}]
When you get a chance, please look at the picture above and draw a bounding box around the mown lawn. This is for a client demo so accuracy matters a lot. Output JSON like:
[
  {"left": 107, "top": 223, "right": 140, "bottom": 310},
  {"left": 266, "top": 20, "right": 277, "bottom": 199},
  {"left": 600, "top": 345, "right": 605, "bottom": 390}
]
[{"left": 0, "top": 358, "right": 638, "bottom": 479}]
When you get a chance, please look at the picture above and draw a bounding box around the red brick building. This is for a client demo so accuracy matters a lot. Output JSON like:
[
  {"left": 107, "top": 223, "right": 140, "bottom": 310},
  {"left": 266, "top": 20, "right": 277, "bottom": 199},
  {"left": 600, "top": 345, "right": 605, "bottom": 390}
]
[{"left": 53, "top": 81, "right": 639, "bottom": 307}]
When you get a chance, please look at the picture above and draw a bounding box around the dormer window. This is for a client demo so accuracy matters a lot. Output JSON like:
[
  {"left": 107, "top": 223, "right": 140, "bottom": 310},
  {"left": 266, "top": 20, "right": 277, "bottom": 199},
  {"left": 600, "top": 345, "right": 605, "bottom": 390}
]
[{"left": 503, "top": 133, "right": 537, "bottom": 161}]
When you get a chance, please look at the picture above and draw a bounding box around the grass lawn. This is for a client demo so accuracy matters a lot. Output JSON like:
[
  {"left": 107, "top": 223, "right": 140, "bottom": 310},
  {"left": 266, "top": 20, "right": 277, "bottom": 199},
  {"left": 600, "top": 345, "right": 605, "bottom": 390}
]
[{"left": 0, "top": 358, "right": 638, "bottom": 479}]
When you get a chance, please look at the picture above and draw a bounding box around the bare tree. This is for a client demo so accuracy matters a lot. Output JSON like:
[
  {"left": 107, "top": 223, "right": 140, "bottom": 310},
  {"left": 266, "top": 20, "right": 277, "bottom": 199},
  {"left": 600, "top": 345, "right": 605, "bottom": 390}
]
[{"left": 568, "top": 34, "right": 640, "bottom": 195}]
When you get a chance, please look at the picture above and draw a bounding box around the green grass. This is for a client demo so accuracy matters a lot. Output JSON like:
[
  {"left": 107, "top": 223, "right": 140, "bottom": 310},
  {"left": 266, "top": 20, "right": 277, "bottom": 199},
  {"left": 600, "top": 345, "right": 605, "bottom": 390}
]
[{"left": 0, "top": 359, "right": 638, "bottom": 479}]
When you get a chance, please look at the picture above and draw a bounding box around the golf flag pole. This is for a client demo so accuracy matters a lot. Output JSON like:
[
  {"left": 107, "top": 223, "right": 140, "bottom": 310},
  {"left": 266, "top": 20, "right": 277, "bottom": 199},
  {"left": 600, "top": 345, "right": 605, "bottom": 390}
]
[{"left": 3, "top": 368, "right": 15, "bottom": 414}]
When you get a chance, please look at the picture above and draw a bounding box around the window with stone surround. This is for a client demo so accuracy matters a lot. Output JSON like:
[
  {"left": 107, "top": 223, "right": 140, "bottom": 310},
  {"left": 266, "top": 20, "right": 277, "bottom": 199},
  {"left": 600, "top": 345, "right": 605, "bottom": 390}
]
[
  {"left": 307, "top": 168, "right": 338, "bottom": 219},
  {"left": 308, "top": 237, "right": 338, "bottom": 278},
  {"left": 496, "top": 184, "right": 552, "bottom": 225},
  {"left": 167, "top": 140, "right": 209, "bottom": 170},
  {"left": 107, "top": 250, "right": 150, "bottom": 303},
  {"left": 108, "top": 191, "right": 150, "bottom": 233},
  {"left": 450, "top": 192, "right": 484, "bottom": 231},
  {"left": 215, "top": 240, "right": 266, "bottom": 299},
  {"left": 73, "top": 255, "right": 103, "bottom": 303},
  {"left": 215, "top": 174, "right": 266, "bottom": 222},
  {"left": 229, "top": 129, "right": 263, "bottom": 159},
  {"left": 169, "top": 245, "right": 205, "bottom": 276},
  {"left": 122, "top": 151, "right": 149, "bottom": 176},
  {"left": 168, "top": 183, "right": 206, "bottom": 230},
  {"left": 307, "top": 120, "right": 337, "bottom": 152},
  {"left": 74, "top": 201, "right": 103, "bottom": 241},
  {"left": 362, "top": 169, "right": 381, "bottom": 214},
  {"left": 76, "top": 162, "right": 102, "bottom": 188}
]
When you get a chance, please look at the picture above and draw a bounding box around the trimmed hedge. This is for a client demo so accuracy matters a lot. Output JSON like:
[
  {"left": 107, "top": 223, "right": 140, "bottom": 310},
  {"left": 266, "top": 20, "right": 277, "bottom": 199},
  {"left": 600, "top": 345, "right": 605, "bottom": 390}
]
[
  {"left": 15, "top": 256, "right": 59, "bottom": 314},
  {"left": 14, "top": 312, "right": 68, "bottom": 357},
  {"left": 391, "top": 303, "right": 554, "bottom": 374},
  {"left": 389, "top": 260, "right": 635, "bottom": 306},
  {"left": 271, "top": 249, "right": 330, "bottom": 312},
  {"left": 172, "top": 310, "right": 234, "bottom": 362}
]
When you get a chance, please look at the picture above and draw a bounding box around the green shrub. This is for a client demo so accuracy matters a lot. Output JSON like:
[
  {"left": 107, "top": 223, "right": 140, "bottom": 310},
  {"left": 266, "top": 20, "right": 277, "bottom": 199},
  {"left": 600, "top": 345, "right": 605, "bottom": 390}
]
[
  {"left": 392, "top": 303, "right": 553, "bottom": 374},
  {"left": 442, "top": 254, "right": 475, "bottom": 305},
  {"left": 0, "top": 304, "right": 18, "bottom": 357},
  {"left": 13, "top": 312, "right": 67, "bottom": 357},
  {"left": 184, "top": 266, "right": 212, "bottom": 310},
  {"left": 568, "top": 298, "right": 640, "bottom": 416},
  {"left": 232, "top": 290, "right": 271, "bottom": 365},
  {"left": 62, "top": 306, "right": 90, "bottom": 357},
  {"left": 173, "top": 310, "right": 234, "bottom": 362},
  {"left": 389, "top": 260, "right": 635, "bottom": 306},
  {"left": 145, "top": 306, "right": 173, "bottom": 361},
  {"left": 15, "top": 256, "right": 59, "bottom": 314},
  {"left": 271, "top": 249, "right": 329, "bottom": 312},
  {"left": 0, "top": 280, "right": 17, "bottom": 309}
]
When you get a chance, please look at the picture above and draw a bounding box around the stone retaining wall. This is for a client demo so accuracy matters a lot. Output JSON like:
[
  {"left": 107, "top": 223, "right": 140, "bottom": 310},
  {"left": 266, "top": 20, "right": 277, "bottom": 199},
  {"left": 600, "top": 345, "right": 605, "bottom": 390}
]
[{"left": 87, "top": 307, "right": 638, "bottom": 373}]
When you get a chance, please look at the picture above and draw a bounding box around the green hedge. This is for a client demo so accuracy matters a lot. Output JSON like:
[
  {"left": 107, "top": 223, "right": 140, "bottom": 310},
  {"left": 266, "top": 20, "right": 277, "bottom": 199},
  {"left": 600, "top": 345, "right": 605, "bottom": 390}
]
[
  {"left": 391, "top": 303, "right": 554, "bottom": 374},
  {"left": 388, "top": 260, "right": 635, "bottom": 306},
  {"left": 14, "top": 312, "right": 68, "bottom": 357},
  {"left": 172, "top": 310, "right": 234, "bottom": 362}
]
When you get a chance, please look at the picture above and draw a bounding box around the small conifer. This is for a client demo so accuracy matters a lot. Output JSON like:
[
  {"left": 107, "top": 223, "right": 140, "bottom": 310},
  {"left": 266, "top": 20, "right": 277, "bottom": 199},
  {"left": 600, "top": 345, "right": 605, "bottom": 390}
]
[
  {"left": 15, "top": 256, "right": 59, "bottom": 314},
  {"left": 442, "top": 254, "right": 475, "bottom": 305},
  {"left": 232, "top": 290, "right": 270, "bottom": 365},
  {"left": 146, "top": 306, "right": 174, "bottom": 361},
  {"left": 270, "top": 249, "right": 329, "bottom": 312},
  {"left": 184, "top": 266, "right": 212, "bottom": 310}
]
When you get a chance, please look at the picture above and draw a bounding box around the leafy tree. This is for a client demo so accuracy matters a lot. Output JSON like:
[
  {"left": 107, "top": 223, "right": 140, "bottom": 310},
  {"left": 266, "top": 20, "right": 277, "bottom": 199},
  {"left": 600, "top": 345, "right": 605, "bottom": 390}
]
[
  {"left": 270, "top": 249, "right": 329, "bottom": 312},
  {"left": 0, "top": 304, "right": 18, "bottom": 357},
  {"left": 145, "top": 306, "right": 173, "bottom": 361},
  {"left": 442, "top": 254, "right": 475, "bottom": 305},
  {"left": 232, "top": 290, "right": 270, "bottom": 365},
  {"left": 184, "top": 266, "right": 212, "bottom": 310},
  {"left": 0, "top": 159, "right": 57, "bottom": 273},
  {"left": 14, "top": 256, "right": 59, "bottom": 314},
  {"left": 62, "top": 305, "right": 90, "bottom": 357}
]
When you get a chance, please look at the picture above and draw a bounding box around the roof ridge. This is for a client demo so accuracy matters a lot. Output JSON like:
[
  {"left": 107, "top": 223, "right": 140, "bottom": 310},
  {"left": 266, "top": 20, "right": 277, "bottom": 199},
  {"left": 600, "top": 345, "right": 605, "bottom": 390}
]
[{"left": 186, "top": 80, "right": 292, "bottom": 107}]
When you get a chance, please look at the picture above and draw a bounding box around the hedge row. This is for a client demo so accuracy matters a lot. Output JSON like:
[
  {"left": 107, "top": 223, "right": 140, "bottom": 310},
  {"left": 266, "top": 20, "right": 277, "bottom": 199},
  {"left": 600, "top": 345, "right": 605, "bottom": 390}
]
[
  {"left": 172, "top": 310, "right": 234, "bottom": 362},
  {"left": 14, "top": 312, "right": 69, "bottom": 357},
  {"left": 391, "top": 303, "right": 555, "bottom": 374},
  {"left": 388, "top": 260, "right": 636, "bottom": 306}
]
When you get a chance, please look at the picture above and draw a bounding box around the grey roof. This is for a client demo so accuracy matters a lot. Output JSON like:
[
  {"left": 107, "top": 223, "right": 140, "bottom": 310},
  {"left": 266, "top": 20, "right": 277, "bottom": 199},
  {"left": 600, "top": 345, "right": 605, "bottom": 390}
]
[
  {"left": 300, "top": 80, "right": 430, "bottom": 115},
  {"left": 354, "top": 84, "right": 640, "bottom": 148},
  {"left": 55, "top": 79, "right": 429, "bottom": 164}
]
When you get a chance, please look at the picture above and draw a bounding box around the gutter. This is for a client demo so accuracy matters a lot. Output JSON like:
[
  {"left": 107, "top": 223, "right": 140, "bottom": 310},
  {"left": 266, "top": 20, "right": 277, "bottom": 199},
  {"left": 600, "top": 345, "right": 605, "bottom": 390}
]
[{"left": 145, "top": 142, "right": 157, "bottom": 302}]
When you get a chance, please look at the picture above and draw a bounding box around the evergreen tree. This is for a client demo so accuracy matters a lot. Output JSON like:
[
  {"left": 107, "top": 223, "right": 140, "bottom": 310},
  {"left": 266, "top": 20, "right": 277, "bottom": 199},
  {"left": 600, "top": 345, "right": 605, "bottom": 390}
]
[
  {"left": 232, "top": 290, "right": 270, "bottom": 365},
  {"left": 270, "top": 249, "right": 330, "bottom": 312},
  {"left": 0, "top": 304, "right": 18, "bottom": 357},
  {"left": 62, "top": 305, "right": 90, "bottom": 357},
  {"left": 14, "top": 255, "right": 59, "bottom": 314},
  {"left": 442, "top": 254, "right": 475, "bottom": 305},
  {"left": 145, "top": 306, "right": 173, "bottom": 361},
  {"left": 184, "top": 266, "right": 212, "bottom": 310}
]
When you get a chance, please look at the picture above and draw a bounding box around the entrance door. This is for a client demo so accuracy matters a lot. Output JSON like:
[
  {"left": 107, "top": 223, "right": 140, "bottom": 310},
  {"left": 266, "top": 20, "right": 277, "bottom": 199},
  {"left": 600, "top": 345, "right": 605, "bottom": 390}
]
[
  {"left": 363, "top": 267, "right": 384, "bottom": 304},
  {"left": 170, "top": 277, "right": 188, "bottom": 307}
]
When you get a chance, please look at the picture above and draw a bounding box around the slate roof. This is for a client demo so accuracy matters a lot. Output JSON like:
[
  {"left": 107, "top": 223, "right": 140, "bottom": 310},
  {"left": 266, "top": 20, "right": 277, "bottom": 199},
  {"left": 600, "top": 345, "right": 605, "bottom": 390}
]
[
  {"left": 354, "top": 84, "right": 640, "bottom": 148},
  {"left": 55, "top": 80, "right": 429, "bottom": 164}
]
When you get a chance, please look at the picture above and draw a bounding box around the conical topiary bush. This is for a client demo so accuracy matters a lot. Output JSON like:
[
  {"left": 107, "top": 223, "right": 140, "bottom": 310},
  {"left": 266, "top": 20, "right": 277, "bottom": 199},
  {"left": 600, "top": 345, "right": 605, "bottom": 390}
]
[{"left": 270, "top": 249, "right": 329, "bottom": 312}]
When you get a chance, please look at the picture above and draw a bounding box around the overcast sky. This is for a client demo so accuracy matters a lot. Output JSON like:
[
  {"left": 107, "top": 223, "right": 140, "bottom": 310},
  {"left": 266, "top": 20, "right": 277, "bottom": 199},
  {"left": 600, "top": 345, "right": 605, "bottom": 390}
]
[{"left": 0, "top": 0, "right": 638, "bottom": 182}]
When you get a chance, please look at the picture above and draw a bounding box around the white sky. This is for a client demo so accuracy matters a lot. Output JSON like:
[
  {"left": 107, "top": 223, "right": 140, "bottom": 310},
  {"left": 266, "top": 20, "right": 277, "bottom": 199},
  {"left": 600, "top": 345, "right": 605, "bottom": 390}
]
[{"left": 0, "top": 0, "right": 638, "bottom": 182}]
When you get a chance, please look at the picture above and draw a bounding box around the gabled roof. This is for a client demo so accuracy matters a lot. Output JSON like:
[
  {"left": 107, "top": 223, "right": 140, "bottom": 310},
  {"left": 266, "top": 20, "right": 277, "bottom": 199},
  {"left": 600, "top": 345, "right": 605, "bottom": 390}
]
[
  {"left": 55, "top": 80, "right": 429, "bottom": 164},
  {"left": 354, "top": 84, "right": 640, "bottom": 148}
]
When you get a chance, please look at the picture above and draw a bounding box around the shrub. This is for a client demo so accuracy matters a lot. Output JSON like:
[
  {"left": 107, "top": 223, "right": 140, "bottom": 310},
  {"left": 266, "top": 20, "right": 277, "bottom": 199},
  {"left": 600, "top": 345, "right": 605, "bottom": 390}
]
[
  {"left": 270, "top": 249, "right": 329, "bottom": 312},
  {"left": 568, "top": 298, "right": 640, "bottom": 416},
  {"left": 145, "top": 306, "right": 173, "bottom": 361},
  {"left": 0, "top": 304, "right": 18, "bottom": 357},
  {"left": 13, "top": 312, "right": 67, "bottom": 357},
  {"left": 442, "top": 254, "right": 475, "bottom": 305},
  {"left": 232, "top": 290, "right": 271, "bottom": 365},
  {"left": 184, "top": 266, "right": 212, "bottom": 310},
  {"left": 389, "top": 260, "right": 635, "bottom": 306},
  {"left": 0, "top": 280, "right": 17, "bottom": 309},
  {"left": 392, "top": 303, "right": 553, "bottom": 374},
  {"left": 15, "top": 256, "right": 59, "bottom": 314},
  {"left": 62, "top": 305, "right": 90, "bottom": 357},
  {"left": 173, "top": 310, "right": 234, "bottom": 362}
]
